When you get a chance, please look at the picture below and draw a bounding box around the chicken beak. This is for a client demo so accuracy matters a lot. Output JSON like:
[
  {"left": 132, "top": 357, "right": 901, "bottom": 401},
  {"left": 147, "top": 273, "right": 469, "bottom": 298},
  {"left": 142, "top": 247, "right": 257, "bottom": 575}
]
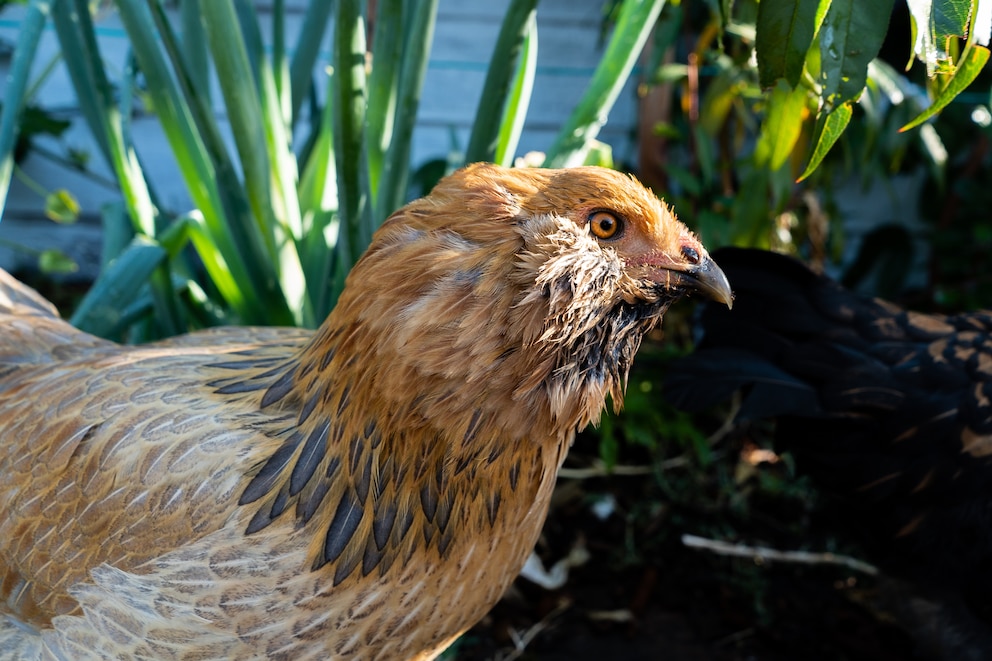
[{"left": 681, "top": 255, "right": 734, "bottom": 309}]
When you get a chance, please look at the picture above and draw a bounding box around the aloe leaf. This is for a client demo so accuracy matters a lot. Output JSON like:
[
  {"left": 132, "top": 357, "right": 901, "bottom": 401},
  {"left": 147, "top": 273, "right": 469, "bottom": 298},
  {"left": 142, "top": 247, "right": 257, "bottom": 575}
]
[
  {"left": 180, "top": 0, "right": 210, "bottom": 100},
  {"left": 545, "top": 0, "right": 665, "bottom": 167},
  {"left": 495, "top": 14, "right": 538, "bottom": 167},
  {"left": 465, "top": 0, "right": 539, "bottom": 164},
  {"left": 289, "top": 0, "right": 335, "bottom": 125},
  {"left": 70, "top": 237, "right": 167, "bottom": 336},
  {"left": 332, "top": 0, "right": 372, "bottom": 267},
  {"left": 0, "top": 0, "right": 50, "bottom": 220},
  {"left": 116, "top": 1, "right": 260, "bottom": 321},
  {"left": 376, "top": 0, "right": 438, "bottom": 221},
  {"left": 366, "top": 0, "right": 403, "bottom": 196}
]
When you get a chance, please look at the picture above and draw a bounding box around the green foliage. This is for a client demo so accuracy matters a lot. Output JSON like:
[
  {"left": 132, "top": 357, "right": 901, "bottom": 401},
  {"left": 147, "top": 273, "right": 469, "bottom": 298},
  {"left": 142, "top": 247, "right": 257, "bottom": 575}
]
[
  {"left": 0, "top": 0, "right": 664, "bottom": 339},
  {"left": 638, "top": 0, "right": 991, "bottom": 264}
]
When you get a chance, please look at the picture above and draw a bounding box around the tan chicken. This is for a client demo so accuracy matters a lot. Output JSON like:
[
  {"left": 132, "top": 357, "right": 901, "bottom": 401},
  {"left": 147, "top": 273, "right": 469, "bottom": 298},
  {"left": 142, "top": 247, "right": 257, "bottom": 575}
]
[{"left": 0, "top": 163, "right": 731, "bottom": 660}]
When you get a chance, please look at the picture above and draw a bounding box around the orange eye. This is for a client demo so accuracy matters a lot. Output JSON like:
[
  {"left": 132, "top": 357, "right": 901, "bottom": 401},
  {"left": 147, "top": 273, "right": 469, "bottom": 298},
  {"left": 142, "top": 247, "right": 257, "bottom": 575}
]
[{"left": 589, "top": 211, "right": 622, "bottom": 240}]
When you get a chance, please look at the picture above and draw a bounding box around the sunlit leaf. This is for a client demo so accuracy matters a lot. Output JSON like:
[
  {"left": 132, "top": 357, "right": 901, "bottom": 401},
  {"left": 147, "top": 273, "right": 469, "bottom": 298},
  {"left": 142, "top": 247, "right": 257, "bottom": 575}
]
[
  {"left": 908, "top": 0, "right": 980, "bottom": 73},
  {"left": 901, "top": 45, "right": 991, "bottom": 130},
  {"left": 755, "top": 80, "right": 807, "bottom": 170},
  {"left": 797, "top": 102, "right": 852, "bottom": 181},
  {"left": 756, "top": 0, "right": 831, "bottom": 87},
  {"left": 819, "top": 0, "right": 895, "bottom": 108}
]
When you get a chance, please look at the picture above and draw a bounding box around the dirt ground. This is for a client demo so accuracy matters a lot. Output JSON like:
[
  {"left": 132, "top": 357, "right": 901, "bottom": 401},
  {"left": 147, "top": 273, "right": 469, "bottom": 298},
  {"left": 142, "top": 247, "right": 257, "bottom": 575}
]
[{"left": 447, "top": 362, "right": 938, "bottom": 661}]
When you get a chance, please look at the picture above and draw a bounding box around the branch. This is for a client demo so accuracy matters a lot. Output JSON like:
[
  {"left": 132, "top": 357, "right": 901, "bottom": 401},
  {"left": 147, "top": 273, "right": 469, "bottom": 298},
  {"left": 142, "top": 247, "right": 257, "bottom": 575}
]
[{"left": 681, "top": 534, "right": 879, "bottom": 576}]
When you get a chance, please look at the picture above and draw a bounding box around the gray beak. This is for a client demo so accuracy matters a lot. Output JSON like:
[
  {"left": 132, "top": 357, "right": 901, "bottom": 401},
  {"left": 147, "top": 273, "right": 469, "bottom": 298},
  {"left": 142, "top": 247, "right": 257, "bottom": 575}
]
[{"left": 682, "top": 255, "right": 733, "bottom": 309}]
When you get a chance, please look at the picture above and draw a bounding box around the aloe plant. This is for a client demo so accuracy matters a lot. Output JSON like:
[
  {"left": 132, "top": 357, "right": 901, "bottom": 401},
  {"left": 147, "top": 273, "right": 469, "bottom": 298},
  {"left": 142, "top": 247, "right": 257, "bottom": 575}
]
[{"left": 0, "top": 0, "right": 668, "bottom": 339}]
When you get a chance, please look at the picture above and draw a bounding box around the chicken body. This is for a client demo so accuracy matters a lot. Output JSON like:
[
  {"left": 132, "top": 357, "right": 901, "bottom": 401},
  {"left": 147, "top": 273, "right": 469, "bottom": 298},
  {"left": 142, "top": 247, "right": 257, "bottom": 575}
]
[
  {"left": 0, "top": 164, "right": 730, "bottom": 660},
  {"left": 666, "top": 247, "right": 992, "bottom": 654}
]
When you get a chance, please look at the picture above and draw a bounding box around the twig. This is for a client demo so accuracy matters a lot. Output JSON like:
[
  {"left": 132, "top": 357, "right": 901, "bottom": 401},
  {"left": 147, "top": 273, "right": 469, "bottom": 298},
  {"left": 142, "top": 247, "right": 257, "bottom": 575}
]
[
  {"left": 493, "top": 598, "right": 571, "bottom": 661},
  {"left": 557, "top": 461, "right": 655, "bottom": 479},
  {"left": 681, "top": 534, "right": 879, "bottom": 576},
  {"left": 706, "top": 390, "right": 742, "bottom": 446}
]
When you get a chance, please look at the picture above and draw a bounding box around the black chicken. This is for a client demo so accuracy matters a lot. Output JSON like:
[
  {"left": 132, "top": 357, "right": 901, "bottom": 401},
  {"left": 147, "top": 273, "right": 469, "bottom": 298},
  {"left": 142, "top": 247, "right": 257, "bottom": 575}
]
[{"left": 664, "top": 247, "right": 992, "bottom": 658}]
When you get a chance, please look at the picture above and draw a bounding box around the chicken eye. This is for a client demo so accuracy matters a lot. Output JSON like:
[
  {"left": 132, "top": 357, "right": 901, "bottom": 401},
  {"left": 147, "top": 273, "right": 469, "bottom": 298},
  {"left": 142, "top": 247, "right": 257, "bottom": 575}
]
[
  {"left": 681, "top": 245, "right": 700, "bottom": 264},
  {"left": 589, "top": 211, "right": 622, "bottom": 240}
]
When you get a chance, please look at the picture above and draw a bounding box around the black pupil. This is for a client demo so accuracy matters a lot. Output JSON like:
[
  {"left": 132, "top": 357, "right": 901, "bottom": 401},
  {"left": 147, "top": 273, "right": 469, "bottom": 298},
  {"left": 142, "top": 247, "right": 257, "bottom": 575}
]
[
  {"left": 598, "top": 217, "right": 614, "bottom": 232},
  {"left": 682, "top": 246, "right": 700, "bottom": 263}
]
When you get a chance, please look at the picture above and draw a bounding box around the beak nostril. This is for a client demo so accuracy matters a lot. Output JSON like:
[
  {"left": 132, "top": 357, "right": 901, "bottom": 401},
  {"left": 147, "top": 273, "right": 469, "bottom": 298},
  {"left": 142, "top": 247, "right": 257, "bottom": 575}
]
[{"left": 682, "top": 246, "right": 700, "bottom": 264}]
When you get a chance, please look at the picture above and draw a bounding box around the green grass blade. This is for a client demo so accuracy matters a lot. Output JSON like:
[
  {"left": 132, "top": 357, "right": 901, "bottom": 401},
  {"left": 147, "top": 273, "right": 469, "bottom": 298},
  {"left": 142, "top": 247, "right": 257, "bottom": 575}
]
[
  {"left": 465, "top": 0, "right": 538, "bottom": 164},
  {"left": 376, "top": 0, "right": 438, "bottom": 220},
  {"left": 545, "top": 0, "right": 665, "bottom": 167},
  {"left": 0, "top": 0, "right": 50, "bottom": 221}
]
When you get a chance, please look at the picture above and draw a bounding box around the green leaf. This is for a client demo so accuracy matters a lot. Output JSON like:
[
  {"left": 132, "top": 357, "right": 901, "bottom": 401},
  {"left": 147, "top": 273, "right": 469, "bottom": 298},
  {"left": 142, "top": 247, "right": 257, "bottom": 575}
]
[
  {"left": 70, "top": 237, "right": 167, "bottom": 336},
  {"left": 45, "top": 188, "right": 80, "bottom": 223},
  {"left": 798, "top": 102, "right": 852, "bottom": 181},
  {"left": 366, "top": 0, "right": 403, "bottom": 197},
  {"left": 907, "top": 0, "right": 977, "bottom": 74},
  {"left": 546, "top": 0, "right": 665, "bottom": 167},
  {"left": 754, "top": 79, "right": 807, "bottom": 170},
  {"left": 376, "top": 0, "right": 439, "bottom": 220},
  {"left": 0, "top": 0, "right": 50, "bottom": 220},
  {"left": 495, "top": 13, "right": 538, "bottom": 167},
  {"left": 38, "top": 248, "right": 77, "bottom": 275},
  {"left": 756, "top": 0, "right": 831, "bottom": 87},
  {"left": 819, "top": 0, "right": 895, "bottom": 109},
  {"left": 934, "top": 0, "right": 973, "bottom": 40},
  {"left": 901, "top": 45, "right": 991, "bottom": 131},
  {"left": 465, "top": 0, "right": 539, "bottom": 164},
  {"left": 332, "top": 0, "right": 372, "bottom": 267},
  {"left": 288, "top": 0, "right": 334, "bottom": 125}
]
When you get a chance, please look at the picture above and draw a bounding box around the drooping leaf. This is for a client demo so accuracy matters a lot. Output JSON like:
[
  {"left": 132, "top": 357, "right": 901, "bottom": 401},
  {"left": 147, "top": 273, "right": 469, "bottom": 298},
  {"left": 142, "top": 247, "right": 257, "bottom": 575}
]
[
  {"left": 756, "top": 0, "right": 831, "bottom": 87},
  {"left": 754, "top": 79, "right": 807, "bottom": 170},
  {"left": 908, "top": 0, "right": 978, "bottom": 73},
  {"left": 819, "top": 0, "right": 895, "bottom": 108},
  {"left": 797, "top": 102, "right": 852, "bottom": 181},
  {"left": 901, "top": 45, "right": 991, "bottom": 130}
]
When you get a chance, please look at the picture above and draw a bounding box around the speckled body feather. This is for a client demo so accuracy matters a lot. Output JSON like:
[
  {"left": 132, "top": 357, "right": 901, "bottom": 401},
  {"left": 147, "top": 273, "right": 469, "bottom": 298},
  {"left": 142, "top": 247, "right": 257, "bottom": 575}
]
[{"left": 0, "top": 164, "right": 728, "bottom": 660}]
